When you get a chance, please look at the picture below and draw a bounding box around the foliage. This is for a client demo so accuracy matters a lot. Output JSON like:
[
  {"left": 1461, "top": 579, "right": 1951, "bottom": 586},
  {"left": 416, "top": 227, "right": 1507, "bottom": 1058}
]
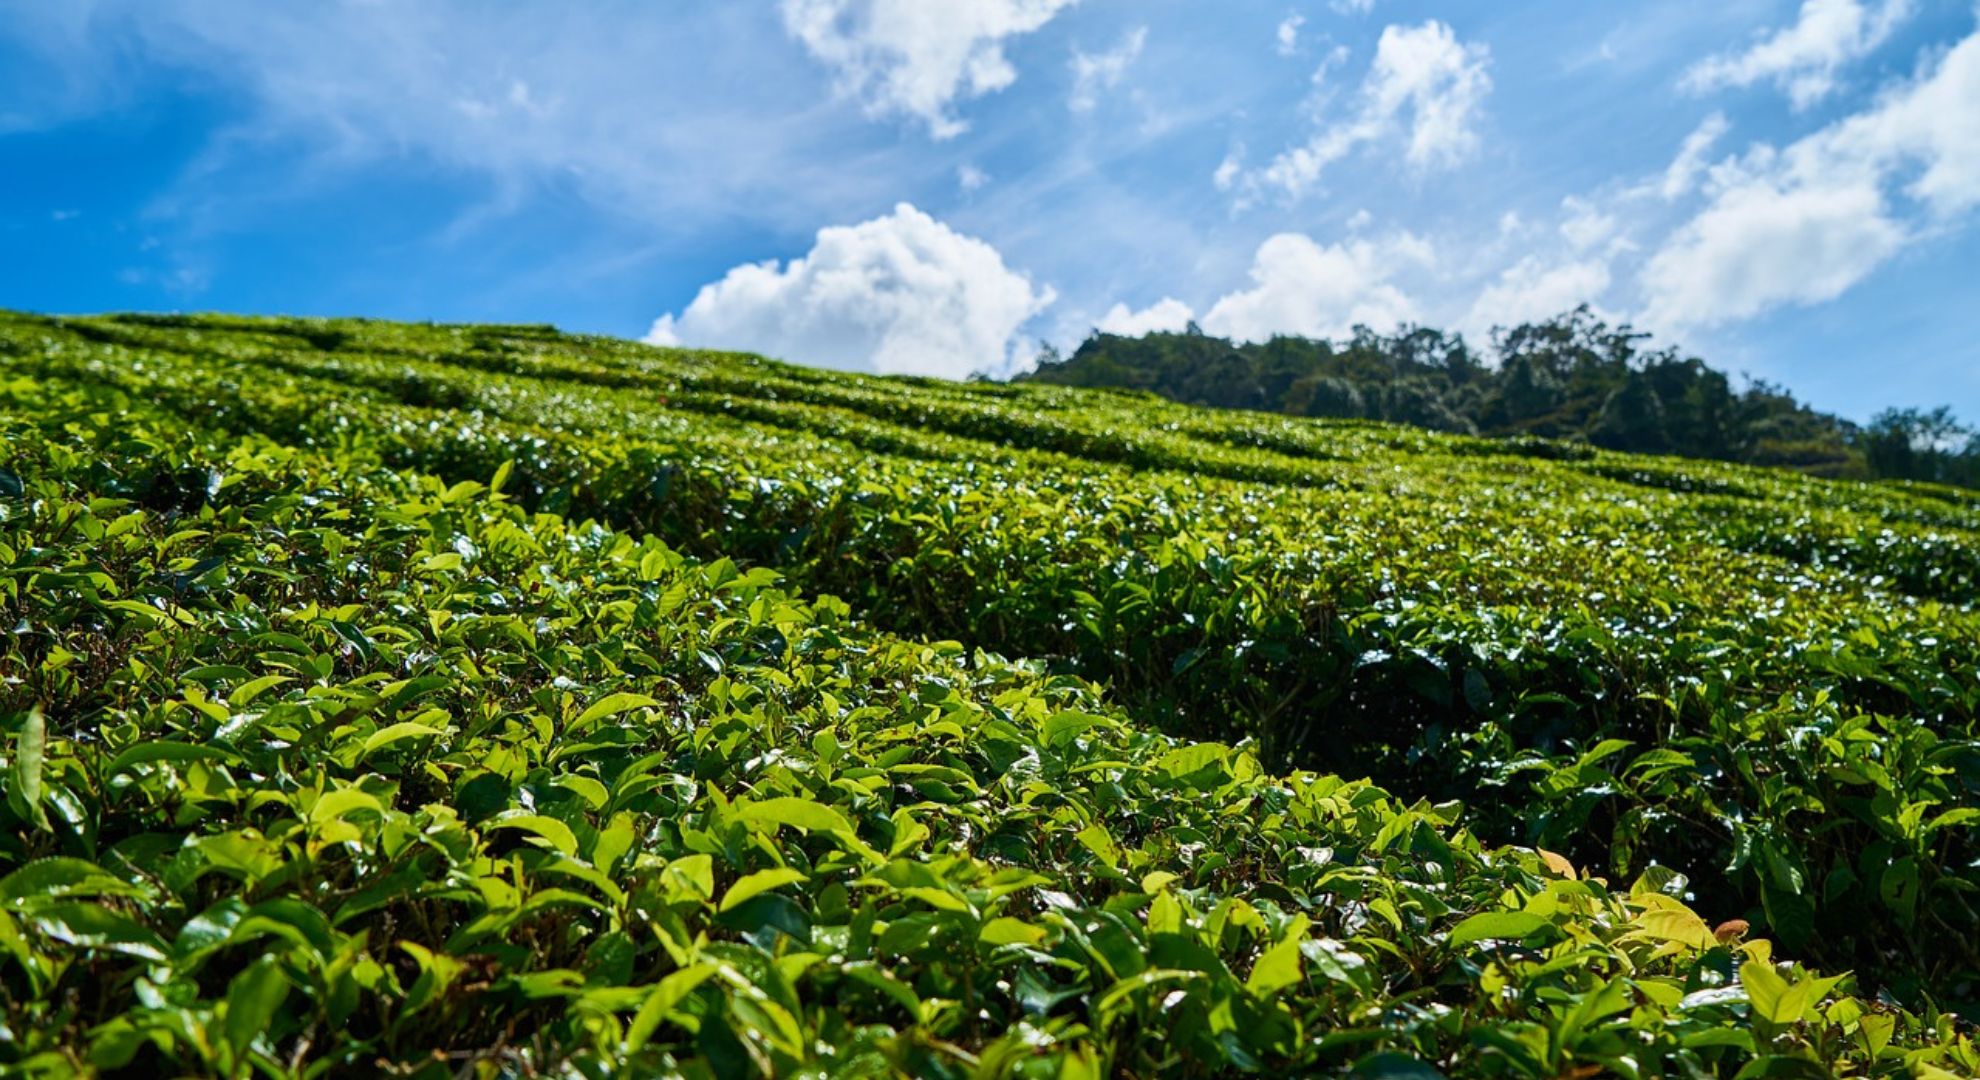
[
  {"left": 1021, "top": 307, "right": 1979, "bottom": 488},
  {"left": 1862, "top": 408, "right": 1980, "bottom": 489},
  {"left": 1, "top": 309, "right": 1978, "bottom": 1074}
]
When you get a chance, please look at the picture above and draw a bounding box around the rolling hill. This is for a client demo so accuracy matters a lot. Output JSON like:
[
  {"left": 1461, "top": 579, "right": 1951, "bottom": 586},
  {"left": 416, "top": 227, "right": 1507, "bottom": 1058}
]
[{"left": 2, "top": 309, "right": 1976, "bottom": 1076}]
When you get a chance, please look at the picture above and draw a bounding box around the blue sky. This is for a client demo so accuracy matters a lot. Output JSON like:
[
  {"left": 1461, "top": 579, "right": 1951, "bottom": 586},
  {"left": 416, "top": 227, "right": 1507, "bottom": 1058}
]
[{"left": 1, "top": 1, "right": 1976, "bottom": 421}]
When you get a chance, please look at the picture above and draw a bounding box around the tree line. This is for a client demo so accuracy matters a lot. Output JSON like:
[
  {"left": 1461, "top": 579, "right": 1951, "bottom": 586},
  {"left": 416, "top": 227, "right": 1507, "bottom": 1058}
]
[{"left": 1014, "top": 307, "right": 1980, "bottom": 489}]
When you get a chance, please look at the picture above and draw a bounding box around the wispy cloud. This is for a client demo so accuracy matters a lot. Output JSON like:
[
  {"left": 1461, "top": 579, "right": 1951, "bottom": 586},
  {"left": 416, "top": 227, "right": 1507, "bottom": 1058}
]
[
  {"left": 1276, "top": 13, "right": 1305, "bottom": 57},
  {"left": 1237, "top": 20, "right": 1491, "bottom": 202},
  {"left": 1660, "top": 112, "right": 1731, "bottom": 199},
  {"left": 1682, "top": 0, "right": 1914, "bottom": 108},
  {"left": 0, "top": 2, "right": 955, "bottom": 236},
  {"left": 1069, "top": 26, "right": 1147, "bottom": 112}
]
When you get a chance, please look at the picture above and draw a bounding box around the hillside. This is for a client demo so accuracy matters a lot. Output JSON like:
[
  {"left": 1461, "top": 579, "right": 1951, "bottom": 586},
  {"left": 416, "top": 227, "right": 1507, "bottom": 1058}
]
[
  {"left": 2, "top": 309, "right": 1978, "bottom": 1076},
  {"left": 1018, "top": 309, "right": 1980, "bottom": 489}
]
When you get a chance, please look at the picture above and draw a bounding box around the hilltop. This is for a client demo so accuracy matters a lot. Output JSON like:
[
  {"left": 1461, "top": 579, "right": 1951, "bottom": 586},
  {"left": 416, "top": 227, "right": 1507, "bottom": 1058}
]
[
  {"left": 1018, "top": 308, "right": 1980, "bottom": 489},
  {"left": 1, "top": 309, "right": 1976, "bottom": 1076}
]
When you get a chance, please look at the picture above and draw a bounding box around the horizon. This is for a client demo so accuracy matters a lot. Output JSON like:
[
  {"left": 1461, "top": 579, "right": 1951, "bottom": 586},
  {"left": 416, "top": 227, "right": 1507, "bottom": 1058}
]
[{"left": 2, "top": 1, "right": 1977, "bottom": 423}]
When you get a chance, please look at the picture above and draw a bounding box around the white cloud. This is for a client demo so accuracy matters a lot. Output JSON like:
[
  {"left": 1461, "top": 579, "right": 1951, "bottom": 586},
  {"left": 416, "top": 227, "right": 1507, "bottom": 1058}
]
[
  {"left": 1370, "top": 21, "right": 1492, "bottom": 170},
  {"left": 1244, "top": 20, "right": 1490, "bottom": 201},
  {"left": 1213, "top": 149, "right": 1244, "bottom": 191},
  {"left": 1642, "top": 180, "right": 1904, "bottom": 327},
  {"left": 1069, "top": 26, "right": 1146, "bottom": 112},
  {"left": 781, "top": 0, "right": 1078, "bottom": 138},
  {"left": 1096, "top": 297, "right": 1195, "bottom": 335},
  {"left": 1660, "top": 112, "right": 1731, "bottom": 199},
  {"left": 1463, "top": 256, "right": 1613, "bottom": 339},
  {"left": 647, "top": 203, "right": 1054, "bottom": 379},
  {"left": 0, "top": 3, "right": 941, "bottom": 234},
  {"left": 1682, "top": 0, "right": 1914, "bottom": 109},
  {"left": 1200, "top": 232, "right": 1426, "bottom": 341},
  {"left": 1643, "top": 25, "right": 1980, "bottom": 327},
  {"left": 1309, "top": 41, "right": 1354, "bottom": 87},
  {"left": 1818, "top": 26, "right": 1980, "bottom": 217},
  {"left": 958, "top": 163, "right": 990, "bottom": 192},
  {"left": 1559, "top": 195, "right": 1620, "bottom": 252},
  {"left": 1276, "top": 14, "right": 1305, "bottom": 57},
  {"left": 1331, "top": 0, "right": 1376, "bottom": 13}
]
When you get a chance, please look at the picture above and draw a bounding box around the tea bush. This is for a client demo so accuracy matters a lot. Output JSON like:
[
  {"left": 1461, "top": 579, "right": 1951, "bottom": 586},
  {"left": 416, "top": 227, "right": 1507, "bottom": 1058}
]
[{"left": 2, "top": 311, "right": 1977, "bottom": 1075}]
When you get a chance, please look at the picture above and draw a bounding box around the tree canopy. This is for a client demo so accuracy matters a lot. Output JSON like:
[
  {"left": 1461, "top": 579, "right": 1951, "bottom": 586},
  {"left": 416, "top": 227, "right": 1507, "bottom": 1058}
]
[{"left": 1017, "top": 307, "right": 1980, "bottom": 488}]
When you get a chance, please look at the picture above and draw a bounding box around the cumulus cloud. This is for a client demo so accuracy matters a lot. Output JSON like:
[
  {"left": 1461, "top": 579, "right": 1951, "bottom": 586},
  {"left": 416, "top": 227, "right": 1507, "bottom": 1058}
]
[
  {"left": 1463, "top": 257, "right": 1613, "bottom": 340},
  {"left": 1096, "top": 297, "right": 1195, "bottom": 336},
  {"left": 1243, "top": 20, "right": 1491, "bottom": 201},
  {"left": 1643, "top": 25, "right": 1980, "bottom": 327},
  {"left": 1682, "top": 0, "right": 1914, "bottom": 108},
  {"left": 1818, "top": 25, "right": 1980, "bottom": 218},
  {"left": 1200, "top": 232, "right": 1427, "bottom": 341},
  {"left": 1558, "top": 195, "right": 1621, "bottom": 252},
  {"left": 1642, "top": 181, "right": 1904, "bottom": 326},
  {"left": 647, "top": 203, "right": 1054, "bottom": 379},
  {"left": 1069, "top": 26, "right": 1146, "bottom": 112},
  {"left": 781, "top": 0, "right": 1076, "bottom": 137},
  {"left": 1368, "top": 21, "right": 1492, "bottom": 169}
]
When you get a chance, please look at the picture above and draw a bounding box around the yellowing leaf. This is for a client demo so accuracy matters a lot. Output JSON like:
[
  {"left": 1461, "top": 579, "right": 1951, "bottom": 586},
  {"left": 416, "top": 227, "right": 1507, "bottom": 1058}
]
[
  {"left": 1857, "top": 1013, "right": 1896, "bottom": 1057},
  {"left": 1629, "top": 896, "right": 1714, "bottom": 951},
  {"left": 980, "top": 917, "right": 1047, "bottom": 947},
  {"left": 1537, "top": 848, "right": 1576, "bottom": 878}
]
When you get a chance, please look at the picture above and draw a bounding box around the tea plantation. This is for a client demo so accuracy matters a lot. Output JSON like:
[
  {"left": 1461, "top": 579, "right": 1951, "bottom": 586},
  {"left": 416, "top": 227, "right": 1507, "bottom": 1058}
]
[{"left": 2, "top": 309, "right": 1977, "bottom": 1077}]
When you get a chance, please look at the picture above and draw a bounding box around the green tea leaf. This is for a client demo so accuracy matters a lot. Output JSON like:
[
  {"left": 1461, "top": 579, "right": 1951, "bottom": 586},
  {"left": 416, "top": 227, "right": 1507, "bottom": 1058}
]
[
  {"left": 13, "top": 708, "right": 47, "bottom": 831},
  {"left": 736, "top": 797, "right": 852, "bottom": 836},
  {"left": 222, "top": 954, "right": 289, "bottom": 1064},
  {"left": 360, "top": 720, "right": 448, "bottom": 758},
  {"left": 719, "top": 868, "right": 808, "bottom": 912},
  {"left": 1246, "top": 929, "right": 1306, "bottom": 995},
  {"left": 1447, "top": 911, "right": 1550, "bottom": 947},
  {"left": 105, "top": 741, "right": 236, "bottom": 776},
  {"left": 574, "top": 692, "right": 660, "bottom": 729},
  {"left": 488, "top": 813, "right": 580, "bottom": 857},
  {"left": 626, "top": 964, "right": 717, "bottom": 1050}
]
